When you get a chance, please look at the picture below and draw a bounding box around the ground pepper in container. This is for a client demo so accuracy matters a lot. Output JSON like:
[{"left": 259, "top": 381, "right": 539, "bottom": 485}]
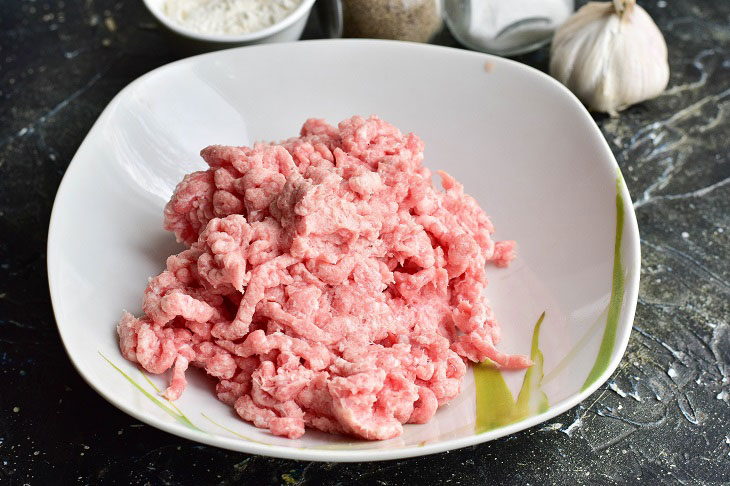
[{"left": 342, "top": 0, "right": 442, "bottom": 42}]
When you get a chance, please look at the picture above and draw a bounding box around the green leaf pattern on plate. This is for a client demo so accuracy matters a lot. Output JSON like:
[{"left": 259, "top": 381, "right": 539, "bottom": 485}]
[
  {"left": 581, "top": 174, "right": 626, "bottom": 391},
  {"left": 474, "top": 312, "right": 547, "bottom": 434},
  {"left": 100, "top": 352, "right": 203, "bottom": 433},
  {"left": 474, "top": 173, "right": 627, "bottom": 431}
]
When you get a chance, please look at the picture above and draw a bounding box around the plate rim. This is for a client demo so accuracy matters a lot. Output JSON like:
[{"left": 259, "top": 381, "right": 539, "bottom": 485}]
[{"left": 47, "top": 39, "right": 641, "bottom": 462}]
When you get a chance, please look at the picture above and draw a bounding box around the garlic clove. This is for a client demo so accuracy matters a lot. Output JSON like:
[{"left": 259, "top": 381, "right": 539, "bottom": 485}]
[{"left": 549, "top": 1, "right": 669, "bottom": 116}]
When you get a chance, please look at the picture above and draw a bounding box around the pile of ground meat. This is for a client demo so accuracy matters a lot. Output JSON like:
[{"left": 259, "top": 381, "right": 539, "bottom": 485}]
[{"left": 117, "top": 115, "right": 530, "bottom": 440}]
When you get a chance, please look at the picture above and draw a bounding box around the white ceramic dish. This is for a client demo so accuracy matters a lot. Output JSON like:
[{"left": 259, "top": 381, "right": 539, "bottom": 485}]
[
  {"left": 142, "top": 0, "right": 316, "bottom": 51},
  {"left": 48, "top": 40, "right": 640, "bottom": 462}
]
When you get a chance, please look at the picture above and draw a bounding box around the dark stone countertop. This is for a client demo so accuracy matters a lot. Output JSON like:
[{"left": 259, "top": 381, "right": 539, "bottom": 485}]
[{"left": 1, "top": 1, "right": 729, "bottom": 484}]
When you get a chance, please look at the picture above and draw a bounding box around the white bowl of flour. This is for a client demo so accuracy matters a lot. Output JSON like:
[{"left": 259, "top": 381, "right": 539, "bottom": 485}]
[{"left": 143, "top": 0, "right": 316, "bottom": 51}]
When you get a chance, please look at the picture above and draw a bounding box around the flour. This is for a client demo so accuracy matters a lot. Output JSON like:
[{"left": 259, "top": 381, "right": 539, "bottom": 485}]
[{"left": 163, "top": 0, "right": 302, "bottom": 35}]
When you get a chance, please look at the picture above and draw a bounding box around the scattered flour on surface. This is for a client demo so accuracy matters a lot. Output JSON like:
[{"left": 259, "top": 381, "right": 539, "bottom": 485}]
[
  {"left": 562, "top": 415, "right": 583, "bottom": 437},
  {"left": 608, "top": 381, "right": 628, "bottom": 398}
]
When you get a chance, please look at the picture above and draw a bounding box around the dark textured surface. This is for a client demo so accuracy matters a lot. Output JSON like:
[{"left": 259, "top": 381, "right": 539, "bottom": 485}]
[{"left": 1, "top": 0, "right": 729, "bottom": 484}]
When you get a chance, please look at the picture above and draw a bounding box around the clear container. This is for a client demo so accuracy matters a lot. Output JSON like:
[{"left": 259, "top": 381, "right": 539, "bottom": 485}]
[
  {"left": 444, "top": 0, "right": 574, "bottom": 56},
  {"left": 341, "top": 0, "right": 443, "bottom": 43}
]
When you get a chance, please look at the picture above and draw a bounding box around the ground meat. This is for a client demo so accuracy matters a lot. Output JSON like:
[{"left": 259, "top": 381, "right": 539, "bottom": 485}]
[{"left": 118, "top": 115, "right": 530, "bottom": 441}]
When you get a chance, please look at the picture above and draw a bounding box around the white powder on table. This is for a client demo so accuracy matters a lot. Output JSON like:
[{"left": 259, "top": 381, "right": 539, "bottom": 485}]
[{"left": 163, "top": 0, "right": 303, "bottom": 35}]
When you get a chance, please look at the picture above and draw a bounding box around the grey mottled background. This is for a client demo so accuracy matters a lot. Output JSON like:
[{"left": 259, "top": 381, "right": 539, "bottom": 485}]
[{"left": 1, "top": 0, "right": 729, "bottom": 484}]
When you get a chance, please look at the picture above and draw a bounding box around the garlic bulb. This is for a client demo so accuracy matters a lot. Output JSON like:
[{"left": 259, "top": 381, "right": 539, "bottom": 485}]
[{"left": 549, "top": 0, "right": 669, "bottom": 116}]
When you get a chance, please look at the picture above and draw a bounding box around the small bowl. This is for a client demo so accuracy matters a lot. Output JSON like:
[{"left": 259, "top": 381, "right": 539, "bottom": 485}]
[{"left": 142, "top": 0, "right": 316, "bottom": 53}]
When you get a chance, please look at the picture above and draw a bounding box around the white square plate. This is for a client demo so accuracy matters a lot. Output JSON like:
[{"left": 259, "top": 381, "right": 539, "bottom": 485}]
[{"left": 48, "top": 40, "right": 640, "bottom": 462}]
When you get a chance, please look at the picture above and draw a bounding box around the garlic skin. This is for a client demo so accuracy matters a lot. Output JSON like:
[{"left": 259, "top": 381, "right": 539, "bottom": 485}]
[{"left": 549, "top": 0, "right": 669, "bottom": 116}]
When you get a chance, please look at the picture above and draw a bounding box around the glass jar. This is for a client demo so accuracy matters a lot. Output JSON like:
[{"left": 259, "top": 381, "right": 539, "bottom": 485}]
[
  {"left": 337, "top": 0, "right": 443, "bottom": 43},
  {"left": 444, "top": 0, "right": 574, "bottom": 56}
]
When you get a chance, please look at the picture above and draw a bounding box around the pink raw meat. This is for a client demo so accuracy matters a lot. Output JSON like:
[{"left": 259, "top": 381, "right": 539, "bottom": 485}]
[{"left": 118, "top": 115, "right": 530, "bottom": 441}]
